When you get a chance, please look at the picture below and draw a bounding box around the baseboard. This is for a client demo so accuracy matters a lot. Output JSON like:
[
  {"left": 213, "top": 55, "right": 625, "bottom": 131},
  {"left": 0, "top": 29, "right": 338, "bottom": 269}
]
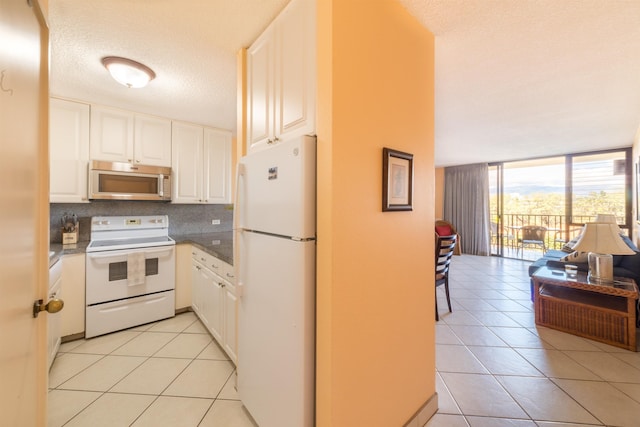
[
  {"left": 61, "top": 332, "right": 84, "bottom": 343},
  {"left": 403, "top": 392, "right": 438, "bottom": 427}
]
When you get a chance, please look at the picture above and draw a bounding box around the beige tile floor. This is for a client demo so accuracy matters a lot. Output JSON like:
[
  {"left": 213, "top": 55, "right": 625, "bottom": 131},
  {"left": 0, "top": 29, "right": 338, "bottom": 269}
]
[
  {"left": 48, "top": 311, "right": 257, "bottom": 427},
  {"left": 429, "top": 254, "right": 640, "bottom": 427},
  {"left": 49, "top": 255, "right": 640, "bottom": 427}
]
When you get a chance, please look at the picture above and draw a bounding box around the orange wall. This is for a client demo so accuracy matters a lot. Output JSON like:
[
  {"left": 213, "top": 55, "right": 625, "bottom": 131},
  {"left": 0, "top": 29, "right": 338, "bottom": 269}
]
[
  {"left": 316, "top": 1, "right": 436, "bottom": 425},
  {"left": 435, "top": 167, "right": 444, "bottom": 219}
]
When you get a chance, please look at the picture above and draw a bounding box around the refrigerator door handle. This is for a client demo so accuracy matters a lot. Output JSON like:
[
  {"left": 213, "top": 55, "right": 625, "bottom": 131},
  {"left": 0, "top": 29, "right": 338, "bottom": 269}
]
[
  {"left": 237, "top": 280, "right": 244, "bottom": 298},
  {"left": 234, "top": 163, "right": 246, "bottom": 230}
]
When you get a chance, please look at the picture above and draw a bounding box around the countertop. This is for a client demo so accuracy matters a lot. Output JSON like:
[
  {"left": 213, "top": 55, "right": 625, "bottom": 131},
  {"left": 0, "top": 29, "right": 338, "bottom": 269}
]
[
  {"left": 49, "top": 231, "right": 234, "bottom": 267},
  {"left": 49, "top": 241, "right": 89, "bottom": 267},
  {"left": 173, "top": 232, "right": 234, "bottom": 265}
]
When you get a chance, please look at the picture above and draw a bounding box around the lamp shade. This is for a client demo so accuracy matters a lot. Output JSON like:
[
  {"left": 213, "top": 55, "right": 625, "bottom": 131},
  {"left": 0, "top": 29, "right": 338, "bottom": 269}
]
[
  {"left": 571, "top": 223, "right": 634, "bottom": 255},
  {"left": 594, "top": 214, "right": 618, "bottom": 225}
]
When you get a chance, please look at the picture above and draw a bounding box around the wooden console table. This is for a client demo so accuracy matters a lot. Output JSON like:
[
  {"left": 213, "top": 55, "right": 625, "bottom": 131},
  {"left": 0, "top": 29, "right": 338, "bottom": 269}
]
[{"left": 532, "top": 266, "right": 638, "bottom": 351}]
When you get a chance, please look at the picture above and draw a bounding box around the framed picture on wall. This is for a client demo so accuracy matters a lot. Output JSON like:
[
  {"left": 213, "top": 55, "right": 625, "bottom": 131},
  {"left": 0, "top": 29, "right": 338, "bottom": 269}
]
[{"left": 382, "top": 147, "right": 413, "bottom": 212}]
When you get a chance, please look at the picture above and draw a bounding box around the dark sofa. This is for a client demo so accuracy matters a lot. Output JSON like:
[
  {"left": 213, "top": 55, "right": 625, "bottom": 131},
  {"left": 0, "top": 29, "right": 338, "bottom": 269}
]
[{"left": 528, "top": 249, "right": 640, "bottom": 284}]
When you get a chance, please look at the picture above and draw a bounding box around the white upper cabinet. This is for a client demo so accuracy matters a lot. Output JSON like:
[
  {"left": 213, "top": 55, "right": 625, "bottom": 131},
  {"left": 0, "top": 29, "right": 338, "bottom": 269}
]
[
  {"left": 247, "top": 0, "right": 316, "bottom": 154},
  {"left": 172, "top": 121, "right": 203, "bottom": 203},
  {"left": 276, "top": 0, "right": 316, "bottom": 138},
  {"left": 90, "top": 105, "right": 172, "bottom": 167},
  {"left": 204, "top": 128, "right": 232, "bottom": 204},
  {"left": 247, "top": 27, "right": 274, "bottom": 149},
  {"left": 172, "top": 121, "right": 231, "bottom": 204},
  {"left": 49, "top": 98, "right": 90, "bottom": 203},
  {"left": 134, "top": 113, "right": 173, "bottom": 166}
]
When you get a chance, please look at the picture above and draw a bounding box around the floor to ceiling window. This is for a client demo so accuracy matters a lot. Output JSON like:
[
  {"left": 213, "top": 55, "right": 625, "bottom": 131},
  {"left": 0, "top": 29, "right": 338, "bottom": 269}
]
[{"left": 490, "top": 148, "right": 631, "bottom": 260}]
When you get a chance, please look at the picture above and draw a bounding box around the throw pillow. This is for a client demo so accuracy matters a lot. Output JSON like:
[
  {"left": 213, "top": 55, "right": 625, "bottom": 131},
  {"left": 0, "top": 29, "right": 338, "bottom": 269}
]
[
  {"left": 435, "top": 225, "right": 453, "bottom": 236},
  {"left": 560, "top": 251, "right": 589, "bottom": 263}
]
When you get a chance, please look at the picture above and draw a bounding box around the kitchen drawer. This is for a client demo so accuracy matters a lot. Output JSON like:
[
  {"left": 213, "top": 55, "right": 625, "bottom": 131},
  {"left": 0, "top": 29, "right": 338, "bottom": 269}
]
[
  {"left": 191, "top": 246, "right": 205, "bottom": 261},
  {"left": 191, "top": 245, "right": 234, "bottom": 282},
  {"left": 220, "top": 261, "right": 236, "bottom": 284}
]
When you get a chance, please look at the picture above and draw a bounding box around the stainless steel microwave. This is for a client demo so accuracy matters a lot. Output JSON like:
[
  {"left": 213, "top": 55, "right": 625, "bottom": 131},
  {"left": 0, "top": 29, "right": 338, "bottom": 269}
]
[{"left": 89, "top": 160, "right": 172, "bottom": 201}]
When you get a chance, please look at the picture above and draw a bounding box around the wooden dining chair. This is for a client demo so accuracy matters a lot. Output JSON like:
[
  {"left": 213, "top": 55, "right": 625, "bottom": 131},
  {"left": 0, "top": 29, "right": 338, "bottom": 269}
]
[{"left": 435, "top": 234, "right": 457, "bottom": 321}]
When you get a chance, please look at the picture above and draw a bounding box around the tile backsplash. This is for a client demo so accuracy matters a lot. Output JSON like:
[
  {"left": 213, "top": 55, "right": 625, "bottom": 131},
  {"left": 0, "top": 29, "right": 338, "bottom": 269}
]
[{"left": 50, "top": 201, "right": 233, "bottom": 243}]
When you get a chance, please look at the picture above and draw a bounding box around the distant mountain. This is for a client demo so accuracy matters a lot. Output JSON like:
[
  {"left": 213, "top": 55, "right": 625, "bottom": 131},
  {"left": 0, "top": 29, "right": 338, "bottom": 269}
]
[{"left": 502, "top": 184, "right": 564, "bottom": 195}]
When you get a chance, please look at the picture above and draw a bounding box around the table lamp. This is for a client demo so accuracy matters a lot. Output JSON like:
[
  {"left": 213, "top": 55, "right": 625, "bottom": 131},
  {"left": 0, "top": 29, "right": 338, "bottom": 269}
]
[
  {"left": 571, "top": 222, "right": 634, "bottom": 283},
  {"left": 594, "top": 213, "right": 619, "bottom": 227}
]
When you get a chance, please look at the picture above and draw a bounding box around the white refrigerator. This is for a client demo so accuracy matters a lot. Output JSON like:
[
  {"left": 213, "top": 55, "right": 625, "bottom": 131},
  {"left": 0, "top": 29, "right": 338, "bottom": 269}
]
[{"left": 236, "top": 135, "right": 316, "bottom": 427}]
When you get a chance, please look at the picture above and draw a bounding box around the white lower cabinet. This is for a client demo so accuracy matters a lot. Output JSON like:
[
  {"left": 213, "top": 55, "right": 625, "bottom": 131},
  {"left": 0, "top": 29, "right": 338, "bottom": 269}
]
[
  {"left": 48, "top": 259, "right": 62, "bottom": 370},
  {"left": 191, "top": 246, "right": 237, "bottom": 363},
  {"left": 60, "top": 253, "right": 85, "bottom": 338},
  {"left": 223, "top": 289, "right": 237, "bottom": 362},
  {"left": 175, "top": 244, "right": 193, "bottom": 310}
]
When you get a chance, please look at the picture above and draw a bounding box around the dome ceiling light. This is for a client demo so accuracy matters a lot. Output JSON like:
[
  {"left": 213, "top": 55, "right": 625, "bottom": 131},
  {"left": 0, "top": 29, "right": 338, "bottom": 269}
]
[{"left": 101, "top": 56, "right": 156, "bottom": 88}]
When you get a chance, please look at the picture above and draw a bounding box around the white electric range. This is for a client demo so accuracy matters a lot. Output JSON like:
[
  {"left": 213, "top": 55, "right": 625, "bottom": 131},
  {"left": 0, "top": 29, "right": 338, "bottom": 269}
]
[{"left": 85, "top": 215, "right": 176, "bottom": 338}]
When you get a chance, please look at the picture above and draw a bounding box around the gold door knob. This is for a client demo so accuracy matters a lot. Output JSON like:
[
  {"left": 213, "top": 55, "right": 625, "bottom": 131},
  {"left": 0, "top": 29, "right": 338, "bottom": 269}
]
[{"left": 33, "top": 298, "right": 64, "bottom": 318}]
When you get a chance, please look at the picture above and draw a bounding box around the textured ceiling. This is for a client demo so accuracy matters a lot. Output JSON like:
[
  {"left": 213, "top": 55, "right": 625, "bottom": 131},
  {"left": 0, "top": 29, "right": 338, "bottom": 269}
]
[
  {"left": 49, "top": 0, "right": 290, "bottom": 133},
  {"left": 398, "top": 0, "right": 640, "bottom": 166},
  {"left": 50, "top": 1, "right": 640, "bottom": 167}
]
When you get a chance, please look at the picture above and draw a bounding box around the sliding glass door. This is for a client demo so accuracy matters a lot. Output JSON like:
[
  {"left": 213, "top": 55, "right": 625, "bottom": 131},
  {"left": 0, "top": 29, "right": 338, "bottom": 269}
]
[
  {"left": 490, "top": 157, "right": 566, "bottom": 259},
  {"left": 489, "top": 148, "right": 631, "bottom": 260}
]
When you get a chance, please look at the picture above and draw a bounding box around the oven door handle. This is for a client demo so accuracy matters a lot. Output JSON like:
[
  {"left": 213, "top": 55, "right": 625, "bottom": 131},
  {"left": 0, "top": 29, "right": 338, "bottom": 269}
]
[{"left": 87, "top": 247, "right": 174, "bottom": 260}]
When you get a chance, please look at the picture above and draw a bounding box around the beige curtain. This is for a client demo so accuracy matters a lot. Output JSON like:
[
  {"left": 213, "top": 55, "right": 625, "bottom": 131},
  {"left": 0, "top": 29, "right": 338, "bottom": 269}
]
[{"left": 443, "top": 163, "right": 491, "bottom": 256}]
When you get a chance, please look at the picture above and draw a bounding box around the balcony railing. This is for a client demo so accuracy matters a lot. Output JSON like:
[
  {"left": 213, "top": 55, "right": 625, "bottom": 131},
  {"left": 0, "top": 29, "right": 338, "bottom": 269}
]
[{"left": 490, "top": 213, "right": 622, "bottom": 260}]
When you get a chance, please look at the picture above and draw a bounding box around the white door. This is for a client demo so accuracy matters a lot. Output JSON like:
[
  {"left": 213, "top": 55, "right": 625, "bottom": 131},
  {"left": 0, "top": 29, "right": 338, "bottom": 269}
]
[{"left": 0, "top": 0, "right": 50, "bottom": 425}]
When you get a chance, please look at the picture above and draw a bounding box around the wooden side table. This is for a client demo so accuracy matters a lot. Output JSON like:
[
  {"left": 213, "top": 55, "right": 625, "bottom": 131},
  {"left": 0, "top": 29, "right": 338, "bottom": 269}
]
[{"left": 532, "top": 266, "right": 638, "bottom": 351}]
